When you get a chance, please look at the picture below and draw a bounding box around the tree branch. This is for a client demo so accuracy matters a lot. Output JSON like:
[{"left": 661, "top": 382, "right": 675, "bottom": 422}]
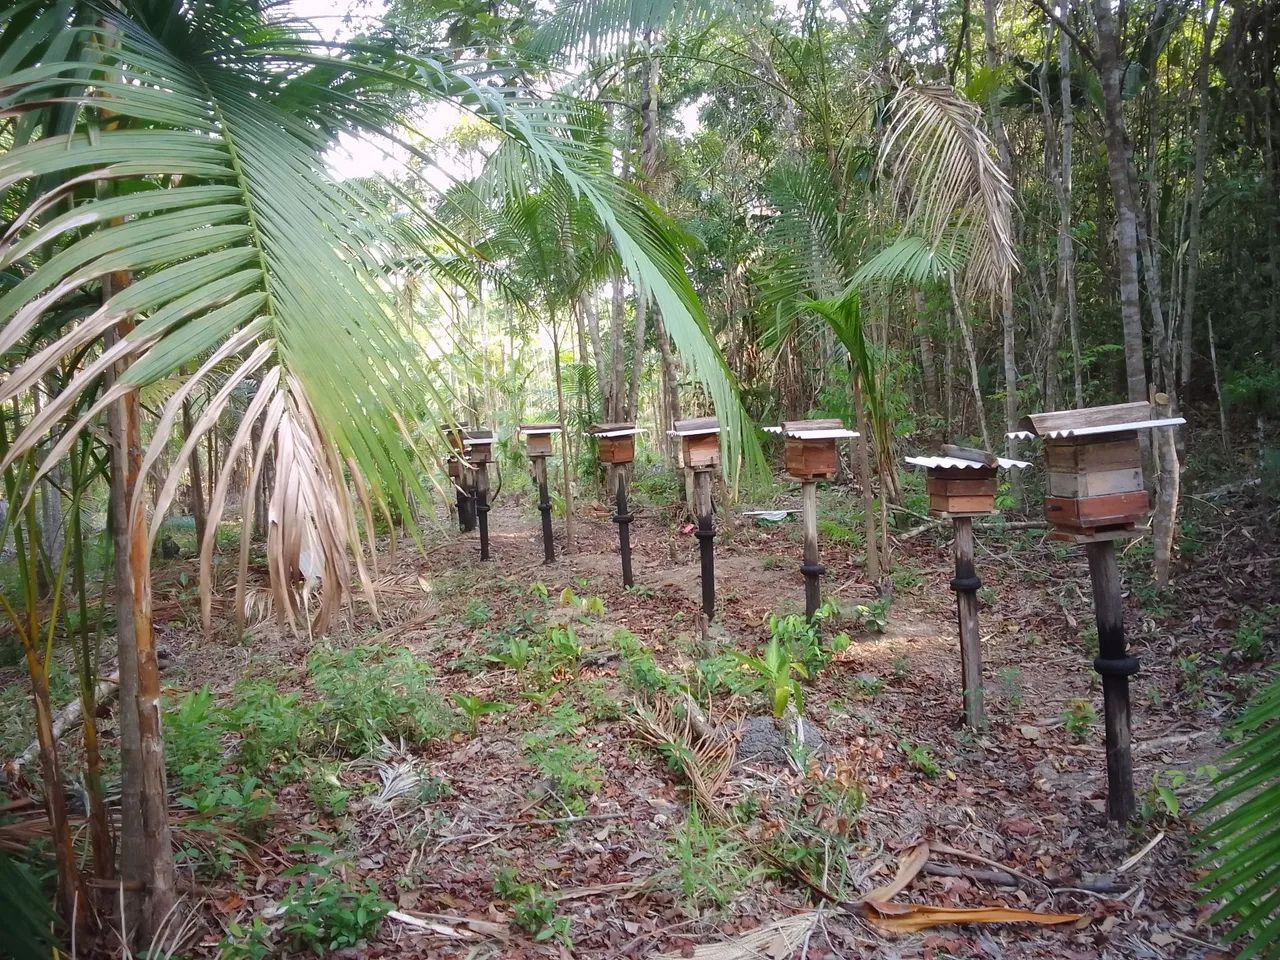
[{"left": 1025, "top": 0, "right": 1100, "bottom": 68}]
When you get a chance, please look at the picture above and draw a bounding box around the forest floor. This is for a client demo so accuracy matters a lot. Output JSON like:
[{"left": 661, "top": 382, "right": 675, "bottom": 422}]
[{"left": 2, "top": 474, "right": 1277, "bottom": 959}]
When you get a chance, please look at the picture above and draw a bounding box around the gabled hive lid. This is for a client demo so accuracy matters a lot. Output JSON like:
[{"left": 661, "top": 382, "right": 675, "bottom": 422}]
[
  {"left": 461, "top": 427, "right": 495, "bottom": 447},
  {"left": 519, "top": 423, "right": 562, "bottom": 437},
  {"left": 1008, "top": 401, "right": 1185, "bottom": 441},
  {"left": 764, "top": 417, "right": 859, "bottom": 440},
  {"left": 669, "top": 416, "right": 720, "bottom": 437},
  {"left": 905, "top": 443, "right": 1029, "bottom": 471},
  {"left": 590, "top": 421, "right": 641, "bottom": 438}
]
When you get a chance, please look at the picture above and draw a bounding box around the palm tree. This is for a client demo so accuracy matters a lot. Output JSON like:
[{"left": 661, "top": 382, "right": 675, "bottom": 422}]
[{"left": 0, "top": 0, "right": 758, "bottom": 945}]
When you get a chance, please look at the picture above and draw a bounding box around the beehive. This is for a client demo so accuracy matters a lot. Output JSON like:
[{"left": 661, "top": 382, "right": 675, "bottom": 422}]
[
  {"left": 446, "top": 457, "right": 461, "bottom": 481},
  {"left": 590, "top": 423, "right": 640, "bottom": 465},
  {"left": 768, "top": 419, "right": 859, "bottom": 481},
  {"left": 905, "top": 446, "right": 1029, "bottom": 516},
  {"left": 520, "top": 423, "right": 560, "bottom": 458},
  {"left": 1009, "top": 401, "right": 1184, "bottom": 540},
  {"left": 441, "top": 421, "right": 469, "bottom": 455},
  {"left": 462, "top": 427, "right": 495, "bottom": 464},
  {"left": 670, "top": 417, "right": 721, "bottom": 470}
]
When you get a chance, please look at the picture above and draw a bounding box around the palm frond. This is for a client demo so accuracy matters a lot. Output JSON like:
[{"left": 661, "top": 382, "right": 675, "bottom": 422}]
[
  {"left": 878, "top": 84, "right": 1016, "bottom": 302},
  {"left": 1196, "top": 675, "right": 1280, "bottom": 960}
]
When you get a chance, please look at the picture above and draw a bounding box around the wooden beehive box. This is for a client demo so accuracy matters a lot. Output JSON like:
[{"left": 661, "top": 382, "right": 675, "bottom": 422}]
[
  {"left": 462, "top": 428, "right": 495, "bottom": 464},
  {"left": 772, "top": 419, "right": 858, "bottom": 481},
  {"left": 590, "top": 422, "right": 639, "bottom": 465},
  {"left": 520, "top": 423, "right": 560, "bottom": 458},
  {"left": 1010, "top": 402, "right": 1184, "bottom": 539},
  {"left": 446, "top": 456, "right": 461, "bottom": 481},
  {"left": 441, "top": 421, "right": 469, "bottom": 455},
  {"left": 906, "top": 446, "right": 1028, "bottom": 516},
  {"left": 670, "top": 417, "right": 721, "bottom": 470}
]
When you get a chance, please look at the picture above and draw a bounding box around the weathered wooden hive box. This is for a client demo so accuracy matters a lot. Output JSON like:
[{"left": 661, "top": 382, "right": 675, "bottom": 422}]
[
  {"left": 441, "top": 421, "right": 468, "bottom": 456},
  {"left": 670, "top": 417, "right": 721, "bottom": 470},
  {"left": 770, "top": 419, "right": 858, "bottom": 481},
  {"left": 590, "top": 422, "right": 640, "bottom": 465},
  {"left": 462, "top": 427, "right": 495, "bottom": 464},
  {"left": 446, "top": 457, "right": 461, "bottom": 481},
  {"left": 905, "top": 447, "right": 1028, "bottom": 516},
  {"left": 1010, "top": 401, "right": 1184, "bottom": 539},
  {"left": 520, "top": 423, "right": 560, "bottom": 458}
]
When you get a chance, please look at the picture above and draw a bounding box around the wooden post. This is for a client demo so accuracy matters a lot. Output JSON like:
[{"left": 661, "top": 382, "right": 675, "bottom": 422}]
[
  {"left": 693, "top": 468, "right": 715, "bottom": 619},
  {"left": 533, "top": 455, "right": 554, "bottom": 563},
  {"left": 951, "top": 516, "right": 985, "bottom": 728},
  {"left": 800, "top": 480, "right": 823, "bottom": 620},
  {"left": 1085, "top": 539, "right": 1138, "bottom": 823},
  {"left": 475, "top": 463, "right": 491, "bottom": 561},
  {"left": 613, "top": 469, "right": 634, "bottom": 587}
]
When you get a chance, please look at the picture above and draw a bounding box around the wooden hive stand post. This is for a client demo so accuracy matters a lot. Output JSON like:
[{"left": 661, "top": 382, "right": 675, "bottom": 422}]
[
  {"left": 774, "top": 419, "right": 857, "bottom": 622},
  {"left": 1085, "top": 538, "right": 1138, "bottom": 823},
  {"left": 474, "top": 461, "right": 491, "bottom": 561},
  {"left": 800, "top": 480, "right": 823, "bottom": 621},
  {"left": 693, "top": 467, "right": 715, "bottom": 619},
  {"left": 907, "top": 445, "right": 1029, "bottom": 730},
  {"left": 592, "top": 423, "right": 640, "bottom": 587},
  {"left": 1010, "top": 401, "right": 1183, "bottom": 822},
  {"left": 534, "top": 454, "right": 554, "bottom": 563},
  {"left": 951, "top": 515, "right": 985, "bottom": 728},
  {"left": 614, "top": 469, "right": 634, "bottom": 588},
  {"left": 522, "top": 426, "right": 559, "bottom": 564},
  {"left": 671, "top": 418, "right": 722, "bottom": 620}
]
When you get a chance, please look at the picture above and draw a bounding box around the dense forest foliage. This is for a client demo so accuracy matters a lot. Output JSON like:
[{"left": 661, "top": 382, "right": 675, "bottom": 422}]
[{"left": 0, "top": 0, "right": 1276, "bottom": 957}]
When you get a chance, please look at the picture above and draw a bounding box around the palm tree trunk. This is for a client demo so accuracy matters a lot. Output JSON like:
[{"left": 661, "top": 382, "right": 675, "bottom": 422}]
[
  {"left": 626, "top": 298, "right": 649, "bottom": 421},
  {"left": 104, "top": 289, "right": 177, "bottom": 946},
  {"left": 181, "top": 374, "right": 207, "bottom": 549},
  {"left": 850, "top": 362, "right": 881, "bottom": 587},
  {"left": 68, "top": 438, "right": 113, "bottom": 884}
]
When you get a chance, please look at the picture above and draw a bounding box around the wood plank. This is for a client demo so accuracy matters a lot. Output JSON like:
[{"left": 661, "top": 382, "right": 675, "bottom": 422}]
[
  {"left": 931, "top": 493, "right": 996, "bottom": 514},
  {"left": 927, "top": 465, "right": 999, "bottom": 481},
  {"left": 1045, "top": 491, "right": 1149, "bottom": 527},
  {"left": 1048, "top": 467, "right": 1144, "bottom": 498},
  {"left": 927, "top": 477, "right": 997, "bottom": 496},
  {"left": 941, "top": 444, "right": 997, "bottom": 466},
  {"left": 1021, "top": 401, "right": 1152, "bottom": 436}
]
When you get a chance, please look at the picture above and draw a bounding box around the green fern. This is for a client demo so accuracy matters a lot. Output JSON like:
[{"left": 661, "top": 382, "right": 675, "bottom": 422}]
[{"left": 1197, "top": 676, "right": 1280, "bottom": 959}]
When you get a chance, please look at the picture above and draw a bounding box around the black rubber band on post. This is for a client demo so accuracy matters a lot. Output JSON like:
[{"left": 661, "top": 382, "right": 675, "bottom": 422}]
[
  {"left": 1093, "top": 655, "right": 1141, "bottom": 677},
  {"left": 694, "top": 528, "right": 715, "bottom": 541},
  {"left": 950, "top": 575, "right": 982, "bottom": 593},
  {"left": 612, "top": 513, "right": 634, "bottom": 524},
  {"left": 800, "top": 563, "right": 826, "bottom": 577}
]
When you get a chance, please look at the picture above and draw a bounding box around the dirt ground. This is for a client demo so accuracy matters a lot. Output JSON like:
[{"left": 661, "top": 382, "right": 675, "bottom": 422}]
[{"left": 7, "top": 477, "right": 1276, "bottom": 959}]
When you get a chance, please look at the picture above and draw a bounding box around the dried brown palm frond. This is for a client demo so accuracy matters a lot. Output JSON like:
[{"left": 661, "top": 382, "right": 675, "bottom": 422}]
[
  {"left": 628, "top": 696, "right": 737, "bottom": 820},
  {"left": 651, "top": 913, "right": 821, "bottom": 960},
  {"left": 878, "top": 84, "right": 1016, "bottom": 304}
]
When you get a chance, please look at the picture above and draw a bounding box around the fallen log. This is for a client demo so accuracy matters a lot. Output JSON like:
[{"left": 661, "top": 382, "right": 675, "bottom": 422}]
[{"left": 5, "top": 674, "right": 119, "bottom": 780}]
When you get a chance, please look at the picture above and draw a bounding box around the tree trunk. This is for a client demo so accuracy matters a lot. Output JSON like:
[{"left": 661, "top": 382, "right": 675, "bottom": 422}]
[
  {"left": 105, "top": 300, "right": 176, "bottom": 947},
  {"left": 1091, "top": 0, "right": 1150, "bottom": 409},
  {"left": 948, "top": 275, "right": 993, "bottom": 451},
  {"left": 1060, "top": 20, "right": 1084, "bottom": 408},
  {"left": 915, "top": 290, "right": 938, "bottom": 413},
  {"left": 1151, "top": 392, "right": 1180, "bottom": 586},
  {"left": 626, "top": 298, "right": 649, "bottom": 421},
  {"left": 982, "top": 0, "right": 1021, "bottom": 491},
  {"left": 1178, "top": 0, "right": 1221, "bottom": 390},
  {"left": 551, "top": 312, "right": 575, "bottom": 551},
  {"left": 654, "top": 315, "right": 682, "bottom": 468},
  {"left": 609, "top": 276, "right": 627, "bottom": 421},
  {"left": 850, "top": 362, "right": 881, "bottom": 586}
]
